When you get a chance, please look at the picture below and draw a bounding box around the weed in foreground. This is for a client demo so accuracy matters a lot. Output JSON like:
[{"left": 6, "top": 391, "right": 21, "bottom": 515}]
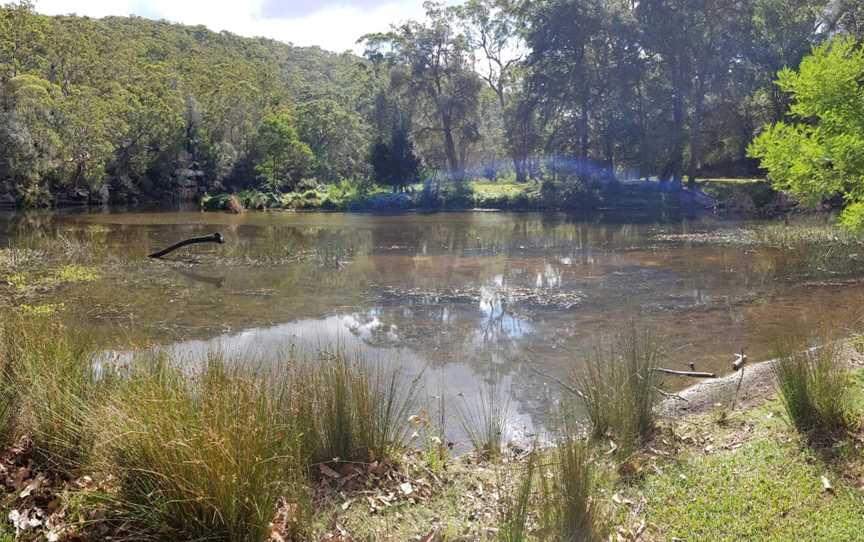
[
  {"left": 1, "top": 314, "right": 106, "bottom": 474},
  {"left": 291, "top": 352, "right": 419, "bottom": 465},
  {"left": 497, "top": 449, "right": 538, "bottom": 542}
]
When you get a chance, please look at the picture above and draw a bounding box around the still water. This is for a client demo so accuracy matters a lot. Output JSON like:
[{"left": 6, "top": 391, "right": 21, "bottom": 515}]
[{"left": 2, "top": 210, "right": 862, "bottom": 443}]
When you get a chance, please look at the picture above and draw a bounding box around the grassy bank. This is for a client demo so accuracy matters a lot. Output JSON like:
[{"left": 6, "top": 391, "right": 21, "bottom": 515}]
[
  {"left": 199, "top": 178, "right": 728, "bottom": 214},
  {"left": 1, "top": 314, "right": 863, "bottom": 541}
]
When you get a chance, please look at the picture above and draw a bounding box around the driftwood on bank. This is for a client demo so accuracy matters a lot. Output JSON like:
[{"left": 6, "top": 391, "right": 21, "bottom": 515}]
[
  {"left": 650, "top": 367, "right": 716, "bottom": 378},
  {"left": 148, "top": 233, "right": 224, "bottom": 259}
]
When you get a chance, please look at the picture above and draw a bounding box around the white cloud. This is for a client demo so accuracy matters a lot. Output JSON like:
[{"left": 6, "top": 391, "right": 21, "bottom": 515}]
[{"left": 33, "top": 0, "right": 430, "bottom": 52}]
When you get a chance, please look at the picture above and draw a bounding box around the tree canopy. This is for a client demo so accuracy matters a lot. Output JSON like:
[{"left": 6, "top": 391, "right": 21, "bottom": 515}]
[
  {"left": 749, "top": 36, "right": 864, "bottom": 227},
  {"left": 0, "top": 0, "right": 861, "bottom": 207}
]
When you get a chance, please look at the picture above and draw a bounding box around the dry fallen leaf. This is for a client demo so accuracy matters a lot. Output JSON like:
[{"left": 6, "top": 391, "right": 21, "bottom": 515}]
[{"left": 319, "top": 464, "right": 341, "bottom": 479}]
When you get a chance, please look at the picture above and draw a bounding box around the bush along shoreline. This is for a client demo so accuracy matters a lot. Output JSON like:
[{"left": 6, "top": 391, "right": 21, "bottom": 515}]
[
  {"left": 197, "top": 178, "right": 812, "bottom": 220},
  {"left": 1, "top": 315, "right": 863, "bottom": 541}
]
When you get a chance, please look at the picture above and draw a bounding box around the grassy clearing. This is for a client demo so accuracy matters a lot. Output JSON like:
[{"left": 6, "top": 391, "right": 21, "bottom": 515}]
[{"left": 633, "top": 398, "right": 864, "bottom": 541}]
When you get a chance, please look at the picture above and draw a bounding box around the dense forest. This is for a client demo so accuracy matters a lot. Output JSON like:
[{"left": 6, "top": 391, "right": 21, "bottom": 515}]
[{"left": 0, "top": 0, "right": 862, "bottom": 208}]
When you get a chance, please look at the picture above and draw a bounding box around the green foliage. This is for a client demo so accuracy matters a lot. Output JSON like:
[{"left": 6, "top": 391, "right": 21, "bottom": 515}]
[
  {"left": 772, "top": 343, "right": 852, "bottom": 439},
  {"left": 105, "top": 355, "right": 309, "bottom": 541},
  {"left": 497, "top": 449, "right": 537, "bottom": 542},
  {"left": 253, "top": 109, "right": 313, "bottom": 192},
  {"left": 538, "top": 438, "right": 601, "bottom": 542},
  {"left": 0, "top": 313, "right": 105, "bottom": 474},
  {"left": 749, "top": 37, "right": 864, "bottom": 228},
  {"left": 296, "top": 99, "right": 369, "bottom": 183},
  {"left": 371, "top": 126, "right": 421, "bottom": 191},
  {"left": 574, "top": 325, "right": 663, "bottom": 451}
]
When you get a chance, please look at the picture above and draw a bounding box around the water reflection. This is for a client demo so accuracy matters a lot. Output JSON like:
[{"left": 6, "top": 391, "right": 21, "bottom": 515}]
[{"left": 2, "top": 210, "right": 864, "bottom": 442}]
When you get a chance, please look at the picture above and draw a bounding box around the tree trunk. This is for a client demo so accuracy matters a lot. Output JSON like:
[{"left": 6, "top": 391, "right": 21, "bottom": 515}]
[
  {"left": 670, "top": 73, "right": 686, "bottom": 185},
  {"left": 687, "top": 83, "right": 704, "bottom": 189}
]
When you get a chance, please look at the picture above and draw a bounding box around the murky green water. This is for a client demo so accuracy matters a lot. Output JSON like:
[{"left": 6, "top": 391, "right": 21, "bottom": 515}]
[{"left": 2, "top": 209, "right": 862, "bottom": 443}]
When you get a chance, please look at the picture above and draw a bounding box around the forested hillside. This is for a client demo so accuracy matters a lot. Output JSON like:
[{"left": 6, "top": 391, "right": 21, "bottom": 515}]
[
  {"left": 0, "top": 0, "right": 862, "bottom": 208},
  {"left": 0, "top": 2, "right": 376, "bottom": 205}
]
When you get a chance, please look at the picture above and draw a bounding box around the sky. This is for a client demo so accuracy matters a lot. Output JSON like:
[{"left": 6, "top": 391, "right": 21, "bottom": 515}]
[{"left": 33, "top": 0, "right": 436, "bottom": 53}]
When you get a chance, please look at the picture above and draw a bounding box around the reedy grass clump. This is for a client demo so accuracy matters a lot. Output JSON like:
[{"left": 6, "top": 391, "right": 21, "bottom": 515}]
[
  {"left": 538, "top": 438, "right": 602, "bottom": 542},
  {"left": 574, "top": 325, "right": 663, "bottom": 451},
  {"left": 0, "top": 313, "right": 420, "bottom": 541},
  {"left": 497, "top": 449, "right": 538, "bottom": 542},
  {"left": 772, "top": 342, "right": 852, "bottom": 440},
  {"left": 457, "top": 378, "right": 510, "bottom": 458},
  {"left": 0, "top": 313, "right": 106, "bottom": 474},
  {"left": 0, "top": 320, "right": 19, "bottom": 445},
  {"left": 103, "top": 354, "right": 309, "bottom": 541},
  {"left": 291, "top": 352, "right": 419, "bottom": 464}
]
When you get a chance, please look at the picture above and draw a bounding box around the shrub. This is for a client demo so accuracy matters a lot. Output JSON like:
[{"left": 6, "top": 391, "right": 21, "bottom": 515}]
[
  {"left": 772, "top": 343, "right": 851, "bottom": 440},
  {"left": 574, "top": 325, "right": 663, "bottom": 451}
]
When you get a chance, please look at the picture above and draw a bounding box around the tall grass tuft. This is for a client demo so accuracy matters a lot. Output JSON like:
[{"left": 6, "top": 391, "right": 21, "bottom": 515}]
[
  {"left": 291, "top": 352, "right": 418, "bottom": 464},
  {"left": 772, "top": 342, "right": 851, "bottom": 440},
  {"left": 104, "top": 353, "right": 309, "bottom": 542},
  {"left": 457, "top": 377, "right": 510, "bottom": 458},
  {"left": 0, "top": 317, "right": 20, "bottom": 445},
  {"left": 1, "top": 313, "right": 106, "bottom": 474},
  {"left": 574, "top": 325, "right": 663, "bottom": 451},
  {"left": 497, "top": 449, "right": 538, "bottom": 542},
  {"left": 538, "top": 438, "right": 602, "bottom": 542}
]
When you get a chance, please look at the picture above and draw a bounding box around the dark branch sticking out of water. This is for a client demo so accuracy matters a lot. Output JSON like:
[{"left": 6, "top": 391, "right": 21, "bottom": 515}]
[{"left": 148, "top": 233, "right": 224, "bottom": 259}]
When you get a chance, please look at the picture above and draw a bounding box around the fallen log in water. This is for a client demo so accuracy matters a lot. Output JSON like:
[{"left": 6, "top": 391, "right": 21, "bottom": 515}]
[
  {"left": 650, "top": 367, "right": 716, "bottom": 378},
  {"left": 148, "top": 233, "right": 224, "bottom": 259}
]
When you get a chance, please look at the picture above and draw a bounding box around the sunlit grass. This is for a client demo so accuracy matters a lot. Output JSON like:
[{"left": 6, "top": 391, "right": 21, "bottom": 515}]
[
  {"left": 538, "top": 437, "right": 603, "bottom": 542},
  {"left": 772, "top": 342, "right": 853, "bottom": 440},
  {"left": 103, "top": 354, "right": 309, "bottom": 541},
  {"left": 457, "top": 377, "right": 511, "bottom": 458},
  {"left": 574, "top": 324, "right": 663, "bottom": 452},
  {"left": 0, "top": 313, "right": 419, "bottom": 540},
  {"left": 1, "top": 314, "right": 107, "bottom": 474}
]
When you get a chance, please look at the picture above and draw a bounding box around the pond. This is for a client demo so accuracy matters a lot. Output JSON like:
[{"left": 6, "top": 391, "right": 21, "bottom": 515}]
[{"left": 2, "top": 209, "right": 862, "bottom": 445}]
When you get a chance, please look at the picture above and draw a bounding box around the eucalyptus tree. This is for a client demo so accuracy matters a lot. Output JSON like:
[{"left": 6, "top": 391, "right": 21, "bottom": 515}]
[
  {"left": 362, "top": 2, "right": 483, "bottom": 179},
  {"left": 455, "top": 0, "right": 534, "bottom": 182}
]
